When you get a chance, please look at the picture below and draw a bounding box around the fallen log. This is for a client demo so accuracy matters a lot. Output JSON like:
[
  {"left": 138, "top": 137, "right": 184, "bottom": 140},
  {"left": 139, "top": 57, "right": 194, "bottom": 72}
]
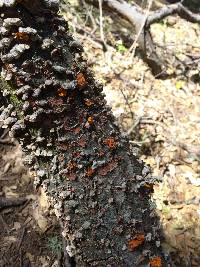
[{"left": 0, "top": 0, "right": 167, "bottom": 266}]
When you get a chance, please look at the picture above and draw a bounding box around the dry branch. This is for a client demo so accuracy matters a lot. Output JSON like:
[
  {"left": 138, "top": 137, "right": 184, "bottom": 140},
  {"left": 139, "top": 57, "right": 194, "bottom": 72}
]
[
  {"left": 147, "top": 2, "right": 200, "bottom": 26},
  {"left": 0, "top": 0, "right": 167, "bottom": 266},
  {"left": 84, "top": 0, "right": 165, "bottom": 77},
  {"left": 81, "top": 0, "right": 200, "bottom": 78},
  {"left": 0, "top": 197, "right": 27, "bottom": 209}
]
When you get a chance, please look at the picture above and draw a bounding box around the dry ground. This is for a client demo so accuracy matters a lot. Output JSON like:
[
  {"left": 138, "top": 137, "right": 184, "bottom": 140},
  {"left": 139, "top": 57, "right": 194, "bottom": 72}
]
[{"left": 0, "top": 137, "right": 65, "bottom": 266}]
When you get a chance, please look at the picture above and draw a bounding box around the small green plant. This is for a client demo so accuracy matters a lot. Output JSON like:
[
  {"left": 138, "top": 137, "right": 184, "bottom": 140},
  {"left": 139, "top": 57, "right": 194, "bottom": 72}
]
[
  {"left": 46, "top": 235, "right": 62, "bottom": 255},
  {"left": 116, "top": 40, "right": 127, "bottom": 53},
  {"left": 162, "top": 206, "right": 171, "bottom": 215}
]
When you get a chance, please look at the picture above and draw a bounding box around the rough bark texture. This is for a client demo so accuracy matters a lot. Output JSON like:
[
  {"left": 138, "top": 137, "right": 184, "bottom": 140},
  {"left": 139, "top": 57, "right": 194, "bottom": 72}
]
[{"left": 0, "top": 1, "right": 167, "bottom": 266}]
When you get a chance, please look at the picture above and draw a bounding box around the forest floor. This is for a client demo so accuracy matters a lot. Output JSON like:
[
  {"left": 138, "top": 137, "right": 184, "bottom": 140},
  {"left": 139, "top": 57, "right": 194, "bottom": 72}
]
[
  {"left": 0, "top": 2, "right": 200, "bottom": 267},
  {"left": 0, "top": 138, "right": 64, "bottom": 266}
]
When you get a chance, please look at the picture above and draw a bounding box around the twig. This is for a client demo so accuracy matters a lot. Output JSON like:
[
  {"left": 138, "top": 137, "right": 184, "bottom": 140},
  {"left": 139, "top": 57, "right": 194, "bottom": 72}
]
[
  {"left": 0, "top": 214, "right": 10, "bottom": 234},
  {"left": 147, "top": 3, "right": 200, "bottom": 26},
  {"left": 19, "top": 248, "right": 23, "bottom": 267},
  {"left": 81, "top": 0, "right": 97, "bottom": 33},
  {"left": 61, "top": 235, "right": 73, "bottom": 267},
  {"left": 122, "top": 116, "right": 142, "bottom": 137},
  {"left": 74, "top": 23, "right": 107, "bottom": 49},
  {"left": 98, "top": 0, "right": 107, "bottom": 49},
  {"left": 0, "top": 197, "right": 27, "bottom": 209},
  {"left": 0, "top": 128, "right": 9, "bottom": 139},
  {"left": 17, "top": 228, "right": 26, "bottom": 250},
  {"left": 129, "top": 0, "right": 153, "bottom": 56},
  {"left": 85, "top": 0, "right": 165, "bottom": 76},
  {"left": 0, "top": 138, "right": 15, "bottom": 145},
  {"left": 18, "top": 198, "right": 31, "bottom": 213},
  {"left": 119, "top": 87, "right": 134, "bottom": 121}
]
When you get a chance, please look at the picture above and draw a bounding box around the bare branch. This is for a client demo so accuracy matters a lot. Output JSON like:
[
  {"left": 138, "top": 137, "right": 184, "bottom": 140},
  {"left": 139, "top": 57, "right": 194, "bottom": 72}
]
[
  {"left": 83, "top": 0, "right": 200, "bottom": 77},
  {"left": 98, "top": 0, "right": 107, "bottom": 48},
  {"left": 86, "top": 0, "right": 166, "bottom": 77},
  {"left": 147, "top": 3, "right": 200, "bottom": 26}
]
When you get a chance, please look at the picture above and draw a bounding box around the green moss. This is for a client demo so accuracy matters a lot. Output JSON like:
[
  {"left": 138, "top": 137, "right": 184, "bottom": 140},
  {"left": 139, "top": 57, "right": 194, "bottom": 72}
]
[
  {"left": 0, "top": 77, "right": 24, "bottom": 119},
  {"left": 10, "top": 94, "right": 23, "bottom": 108},
  {"left": 46, "top": 235, "right": 62, "bottom": 255},
  {"left": 29, "top": 127, "right": 38, "bottom": 136}
]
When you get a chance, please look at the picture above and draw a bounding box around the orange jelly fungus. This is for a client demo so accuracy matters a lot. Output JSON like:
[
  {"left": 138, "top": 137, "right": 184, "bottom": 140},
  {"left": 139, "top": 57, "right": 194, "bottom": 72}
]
[
  {"left": 87, "top": 116, "right": 94, "bottom": 125},
  {"left": 76, "top": 73, "right": 86, "bottom": 88},
  {"left": 14, "top": 32, "right": 29, "bottom": 41},
  {"left": 128, "top": 234, "right": 145, "bottom": 251},
  {"left": 150, "top": 257, "right": 162, "bottom": 267},
  {"left": 57, "top": 87, "right": 67, "bottom": 97},
  {"left": 85, "top": 99, "right": 94, "bottom": 106},
  {"left": 67, "top": 161, "right": 76, "bottom": 171},
  {"left": 105, "top": 137, "right": 117, "bottom": 149},
  {"left": 144, "top": 183, "right": 154, "bottom": 190},
  {"left": 86, "top": 167, "right": 94, "bottom": 177}
]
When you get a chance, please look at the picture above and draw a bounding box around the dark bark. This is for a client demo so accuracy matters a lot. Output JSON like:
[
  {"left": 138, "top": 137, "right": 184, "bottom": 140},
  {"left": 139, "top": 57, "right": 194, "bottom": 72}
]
[{"left": 0, "top": 1, "right": 167, "bottom": 266}]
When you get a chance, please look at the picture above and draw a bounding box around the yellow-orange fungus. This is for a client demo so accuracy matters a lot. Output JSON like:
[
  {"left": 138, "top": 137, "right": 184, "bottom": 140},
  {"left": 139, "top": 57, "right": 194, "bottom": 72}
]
[
  {"left": 86, "top": 167, "right": 94, "bottom": 177},
  {"left": 105, "top": 137, "right": 117, "bottom": 149},
  {"left": 87, "top": 116, "right": 94, "bottom": 125},
  {"left": 85, "top": 99, "right": 94, "bottom": 106},
  {"left": 67, "top": 161, "right": 76, "bottom": 171},
  {"left": 128, "top": 234, "right": 145, "bottom": 251},
  {"left": 14, "top": 32, "right": 29, "bottom": 41},
  {"left": 76, "top": 72, "right": 86, "bottom": 88},
  {"left": 150, "top": 257, "right": 162, "bottom": 267},
  {"left": 57, "top": 87, "right": 67, "bottom": 97}
]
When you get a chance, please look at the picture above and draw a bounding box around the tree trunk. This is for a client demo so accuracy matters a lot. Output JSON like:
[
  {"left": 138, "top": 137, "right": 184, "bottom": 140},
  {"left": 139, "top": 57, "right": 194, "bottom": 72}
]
[{"left": 0, "top": 1, "right": 167, "bottom": 266}]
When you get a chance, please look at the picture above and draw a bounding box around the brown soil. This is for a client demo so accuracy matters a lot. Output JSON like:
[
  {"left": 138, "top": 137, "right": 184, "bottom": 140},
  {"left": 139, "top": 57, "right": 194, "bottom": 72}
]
[{"left": 0, "top": 130, "right": 63, "bottom": 267}]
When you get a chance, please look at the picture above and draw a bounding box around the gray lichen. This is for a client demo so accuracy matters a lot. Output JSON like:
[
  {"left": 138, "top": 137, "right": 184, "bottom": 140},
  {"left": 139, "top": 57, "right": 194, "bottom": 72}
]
[{"left": 1, "top": 44, "right": 30, "bottom": 62}]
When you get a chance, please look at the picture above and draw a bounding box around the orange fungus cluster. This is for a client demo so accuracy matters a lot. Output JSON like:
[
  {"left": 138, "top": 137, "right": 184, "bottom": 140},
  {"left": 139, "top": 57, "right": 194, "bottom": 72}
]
[
  {"left": 14, "top": 32, "right": 29, "bottom": 41},
  {"left": 87, "top": 116, "right": 94, "bottom": 125},
  {"left": 76, "top": 72, "right": 86, "bottom": 88},
  {"left": 85, "top": 99, "right": 94, "bottom": 107},
  {"left": 67, "top": 161, "right": 77, "bottom": 171},
  {"left": 105, "top": 137, "right": 117, "bottom": 149},
  {"left": 86, "top": 167, "right": 95, "bottom": 177},
  {"left": 57, "top": 87, "right": 67, "bottom": 97},
  {"left": 128, "top": 234, "right": 145, "bottom": 251},
  {"left": 150, "top": 256, "right": 162, "bottom": 267}
]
